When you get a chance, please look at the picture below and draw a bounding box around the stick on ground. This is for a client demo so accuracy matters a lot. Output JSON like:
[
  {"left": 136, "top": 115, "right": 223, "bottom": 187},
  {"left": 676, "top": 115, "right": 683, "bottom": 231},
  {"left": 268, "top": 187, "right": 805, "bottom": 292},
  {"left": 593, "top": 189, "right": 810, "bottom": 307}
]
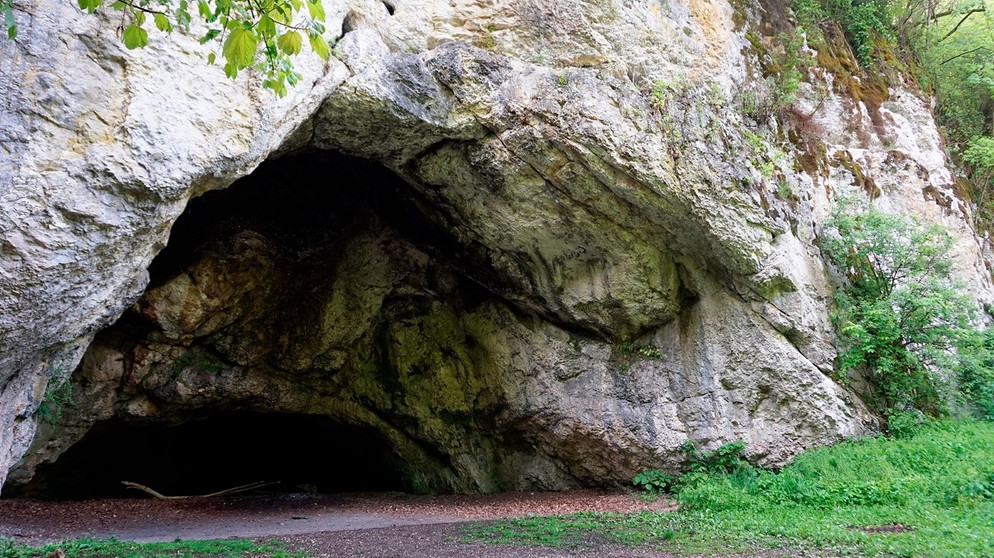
[{"left": 121, "top": 480, "right": 278, "bottom": 499}]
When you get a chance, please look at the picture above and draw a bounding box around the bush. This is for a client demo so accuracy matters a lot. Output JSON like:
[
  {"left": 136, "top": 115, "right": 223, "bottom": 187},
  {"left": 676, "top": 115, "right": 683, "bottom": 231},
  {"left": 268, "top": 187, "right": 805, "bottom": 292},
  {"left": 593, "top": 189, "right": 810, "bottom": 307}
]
[
  {"left": 954, "top": 329, "right": 994, "bottom": 420},
  {"left": 789, "top": 0, "right": 892, "bottom": 66},
  {"left": 35, "top": 375, "right": 74, "bottom": 422},
  {"left": 820, "top": 195, "right": 977, "bottom": 419},
  {"left": 680, "top": 440, "right": 750, "bottom": 475},
  {"left": 632, "top": 469, "right": 675, "bottom": 493}
]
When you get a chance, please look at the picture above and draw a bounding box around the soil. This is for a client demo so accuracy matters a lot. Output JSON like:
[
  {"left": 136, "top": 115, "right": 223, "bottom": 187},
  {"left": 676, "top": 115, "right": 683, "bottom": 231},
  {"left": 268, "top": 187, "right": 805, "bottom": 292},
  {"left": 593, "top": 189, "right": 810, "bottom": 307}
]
[{"left": 0, "top": 490, "right": 809, "bottom": 557}]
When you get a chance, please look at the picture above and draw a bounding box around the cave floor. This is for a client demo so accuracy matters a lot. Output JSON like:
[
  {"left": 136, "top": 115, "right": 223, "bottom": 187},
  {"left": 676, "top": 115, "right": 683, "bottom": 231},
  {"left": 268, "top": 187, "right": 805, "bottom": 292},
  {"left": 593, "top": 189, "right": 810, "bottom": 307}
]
[
  {"left": 0, "top": 490, "right": 673, "bottom": 547},
  {"left": 0, "top": 490, "right": 820, "bottom": 557}
]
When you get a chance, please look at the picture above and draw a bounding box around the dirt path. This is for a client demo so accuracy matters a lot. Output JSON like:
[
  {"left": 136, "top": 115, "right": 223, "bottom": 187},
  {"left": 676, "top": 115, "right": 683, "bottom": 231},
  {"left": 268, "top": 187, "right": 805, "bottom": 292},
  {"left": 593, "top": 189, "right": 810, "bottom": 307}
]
[
  {"left": 0, "top": 491, "right": 819, "bottom": 557},
  {"left": 0, "top": 490, "right": 675, "bottom": 545},
  {"left": 273, "top": 522, "right": 799, "bottom": 558}
]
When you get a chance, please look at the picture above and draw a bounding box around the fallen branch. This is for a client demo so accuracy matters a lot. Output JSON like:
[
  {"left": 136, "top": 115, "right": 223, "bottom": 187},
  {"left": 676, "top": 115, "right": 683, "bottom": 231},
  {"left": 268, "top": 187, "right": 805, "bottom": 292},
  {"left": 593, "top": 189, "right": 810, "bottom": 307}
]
[{"left": 121, "top": 480, "right": 279, "bottom": 499}]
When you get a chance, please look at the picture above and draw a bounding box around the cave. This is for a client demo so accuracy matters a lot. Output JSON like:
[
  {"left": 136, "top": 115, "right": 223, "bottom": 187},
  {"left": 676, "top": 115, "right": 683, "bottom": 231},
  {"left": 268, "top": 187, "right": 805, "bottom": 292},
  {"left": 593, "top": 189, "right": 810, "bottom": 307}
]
[
  {"left": 16, "top": 412, "right": 404, "bottom": 500},
  {"left": 8, "top": 148, "right": 540, "bottom": 499}
]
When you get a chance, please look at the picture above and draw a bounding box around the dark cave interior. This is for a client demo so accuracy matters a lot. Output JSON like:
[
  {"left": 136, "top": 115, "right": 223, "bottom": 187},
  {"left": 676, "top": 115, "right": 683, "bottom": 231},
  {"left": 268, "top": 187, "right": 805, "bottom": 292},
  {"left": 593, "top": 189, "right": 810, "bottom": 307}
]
[
  {"left": 9, "top": 150, "right": 491, "bottom": 500},
  {"left": 148, "top": 148, "right": 467, "bottom": 285},
  {"left": 18, "top": 412, "right": 406, "bottom": 499}
]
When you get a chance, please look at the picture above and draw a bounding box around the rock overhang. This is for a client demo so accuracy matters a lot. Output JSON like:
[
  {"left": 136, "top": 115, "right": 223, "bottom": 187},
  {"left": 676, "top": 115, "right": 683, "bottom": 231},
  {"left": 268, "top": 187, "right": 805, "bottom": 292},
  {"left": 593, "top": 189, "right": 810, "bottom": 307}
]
[{"left": 7, "top": 0, "right": 992, "bottom": 496}]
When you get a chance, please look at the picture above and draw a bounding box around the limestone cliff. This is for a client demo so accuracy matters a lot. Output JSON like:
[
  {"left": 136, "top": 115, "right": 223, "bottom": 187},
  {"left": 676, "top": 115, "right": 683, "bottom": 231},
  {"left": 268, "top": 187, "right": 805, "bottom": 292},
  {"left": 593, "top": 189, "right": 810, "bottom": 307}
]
[{"left": 1, "top": 0, "right": 990, "bottom": 494}]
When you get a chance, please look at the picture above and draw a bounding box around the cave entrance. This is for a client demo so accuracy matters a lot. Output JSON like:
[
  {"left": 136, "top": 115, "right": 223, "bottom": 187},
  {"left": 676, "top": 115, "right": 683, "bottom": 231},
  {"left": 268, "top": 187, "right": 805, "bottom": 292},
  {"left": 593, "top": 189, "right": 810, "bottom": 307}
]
[
  {"left": 19, "top": 412, "right": 404, "bottom": 500},
  {"left": 11, "top": 148, "right": 493, "bottom": 500}
]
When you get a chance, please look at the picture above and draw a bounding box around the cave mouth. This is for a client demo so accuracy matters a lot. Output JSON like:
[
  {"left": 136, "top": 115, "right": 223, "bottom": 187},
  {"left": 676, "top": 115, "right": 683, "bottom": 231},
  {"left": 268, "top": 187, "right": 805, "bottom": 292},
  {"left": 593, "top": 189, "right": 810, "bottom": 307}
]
[
  {"left": 8, "top": 148, "right": 524, "bottom": 500},
  {"left": 15, "top": 412, "right": 405, "bottom": 500}
]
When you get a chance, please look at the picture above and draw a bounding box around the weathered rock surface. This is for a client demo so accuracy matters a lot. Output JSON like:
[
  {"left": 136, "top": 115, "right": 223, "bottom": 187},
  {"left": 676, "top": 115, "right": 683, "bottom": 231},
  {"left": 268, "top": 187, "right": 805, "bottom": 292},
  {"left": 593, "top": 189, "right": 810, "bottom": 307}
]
[{"left": 2, "top": 0, "right": 991, "bottom": 494}]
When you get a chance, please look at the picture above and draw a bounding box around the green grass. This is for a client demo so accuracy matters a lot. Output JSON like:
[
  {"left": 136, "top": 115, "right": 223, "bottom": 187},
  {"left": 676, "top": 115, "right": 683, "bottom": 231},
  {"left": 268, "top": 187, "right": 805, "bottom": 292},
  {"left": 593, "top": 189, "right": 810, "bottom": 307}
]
[
  {"left": 0, "top": 537, "right": 306, "bottom": 558},
  {"left": 464, "top": 419, "right": 994, "bottom": 557}
]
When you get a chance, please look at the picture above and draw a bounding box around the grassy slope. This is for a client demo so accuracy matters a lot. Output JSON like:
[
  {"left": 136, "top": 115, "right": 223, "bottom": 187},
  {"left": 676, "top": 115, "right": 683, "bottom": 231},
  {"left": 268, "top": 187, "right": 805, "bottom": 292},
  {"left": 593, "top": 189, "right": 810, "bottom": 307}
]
[{"left": 466, "top": 420, "right": 994, "bottom": 557}]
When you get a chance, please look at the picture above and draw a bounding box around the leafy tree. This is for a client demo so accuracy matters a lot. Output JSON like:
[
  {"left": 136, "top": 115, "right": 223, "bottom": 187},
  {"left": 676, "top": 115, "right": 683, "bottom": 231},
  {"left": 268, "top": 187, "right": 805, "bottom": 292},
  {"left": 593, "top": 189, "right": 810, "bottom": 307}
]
[
  {"left": 954, "top": 327, "right": 994, "bottom": 418},
  {"left": 963, "top": 136, "right": 994, "bottom": 217},
  {"left": 894, "top": 1, "right": 994, "bottom": 225},
  {"left": 789, "top": 0, "right": 893, "bottom": 65},
  {"left": 821, "top": 195, "right": 975, "bottom": 418},
  {"left": 907, "top": 1, "right": 992, "bottom": 139},
  {"left": 1, "top": 0, "right": 331, "bottom": 96}
]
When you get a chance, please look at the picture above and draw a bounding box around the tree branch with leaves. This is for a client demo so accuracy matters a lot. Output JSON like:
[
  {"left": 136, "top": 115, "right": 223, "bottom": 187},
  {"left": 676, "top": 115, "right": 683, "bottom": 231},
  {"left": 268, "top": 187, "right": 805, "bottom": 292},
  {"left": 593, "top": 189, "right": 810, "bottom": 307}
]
[{"left": 3, "top": 0, "right": 332, "bottom": 96}]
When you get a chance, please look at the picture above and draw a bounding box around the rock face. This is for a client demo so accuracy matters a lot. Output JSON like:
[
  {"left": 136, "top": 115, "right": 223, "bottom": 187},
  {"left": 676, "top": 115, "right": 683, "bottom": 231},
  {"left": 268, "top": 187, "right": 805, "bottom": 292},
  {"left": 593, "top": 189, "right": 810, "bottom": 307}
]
[{"left": 1, "top": 0, "right": 991, "bottom": 494}]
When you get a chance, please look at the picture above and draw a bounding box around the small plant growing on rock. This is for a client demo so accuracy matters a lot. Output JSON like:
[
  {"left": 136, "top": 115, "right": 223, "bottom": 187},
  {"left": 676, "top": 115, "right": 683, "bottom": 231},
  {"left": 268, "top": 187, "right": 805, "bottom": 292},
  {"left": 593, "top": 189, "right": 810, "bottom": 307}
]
[
  {"left": 648, "top": 76, "right": 690, "bottom": 112},
  {"left": 36, "top": 373, "right": 74, "bottom": 422},
  {"left": 198, "top": 358, "right": 223, "bottom": 373},
  {"left": 650, "top": 79, "right": 670, "bottom": 111},
  {"left": 617, "top": 342, "right": 663, "bottom": 359},
  {"left": 172, "top": 353, "right": 193, "bottom": 373},
  {"left": 776, "top": 180, "right": 794, "bottom": 200},
  {"left": 707, "top": 82, "right": 726, "bottom": 106}
]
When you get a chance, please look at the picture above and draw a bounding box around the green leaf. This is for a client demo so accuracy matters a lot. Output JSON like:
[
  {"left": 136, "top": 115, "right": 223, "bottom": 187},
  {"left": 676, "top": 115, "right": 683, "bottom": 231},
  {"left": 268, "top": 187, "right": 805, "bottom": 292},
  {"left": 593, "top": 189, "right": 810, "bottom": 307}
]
[
  {"left": 223, "top": 26, "right": 257, "bottom": 69},
  {"left": 3, "top": 3, "right": 15, "bottom": 40},
  {"left": 77, "top": 0, "right": 103, "bottom": 13},
  {"left": 175, "top": 7, "right": 191, "bottom": 28},
  {"left": 122, "top": 24, "right": 149, "bottom": 49},
  {"left": 153, "top": 13, "right": 171, "bottom": 32},
  {"left": 224, "top": 61, "right": 238, "bottom": 79},
  {"left": 276, "top": 30, "right": 302, "bottom": 55},
  {"left": 308, "top": 33, "right": 329, "bottom": 59},
  {"left": 270, "top": 2, "right": 292, "bottom": 24},
  {"left": 207, "top": 52, "right": 216, "bottom": 64},
  {"left": 306, "top": 0, "right": 324, "bottom": 22},
  {"left": 134, "top": 10, "right": 145, "bottom": 26},
  {"left": 263, "top": 78, "right": 287, "bottom": 97},
  {"left": 257, "top": 14, "right": 276, "bottom": 37},
  {"left": 199, "top": 28, "right": 221, "bottom": 44},
  {"left": 198, "top": 0, "right": 212, "bottom": 18}
]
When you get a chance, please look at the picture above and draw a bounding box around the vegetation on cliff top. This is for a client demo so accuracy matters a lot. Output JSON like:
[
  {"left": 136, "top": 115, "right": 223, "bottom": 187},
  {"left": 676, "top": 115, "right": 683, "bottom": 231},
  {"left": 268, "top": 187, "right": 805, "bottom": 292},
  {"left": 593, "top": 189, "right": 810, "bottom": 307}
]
[
  {"left": 783, "top": 0, "right": 993, "bottom": 227},
  {"left": 909, "top": 0, "right": 994, "bottom": 228}
]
